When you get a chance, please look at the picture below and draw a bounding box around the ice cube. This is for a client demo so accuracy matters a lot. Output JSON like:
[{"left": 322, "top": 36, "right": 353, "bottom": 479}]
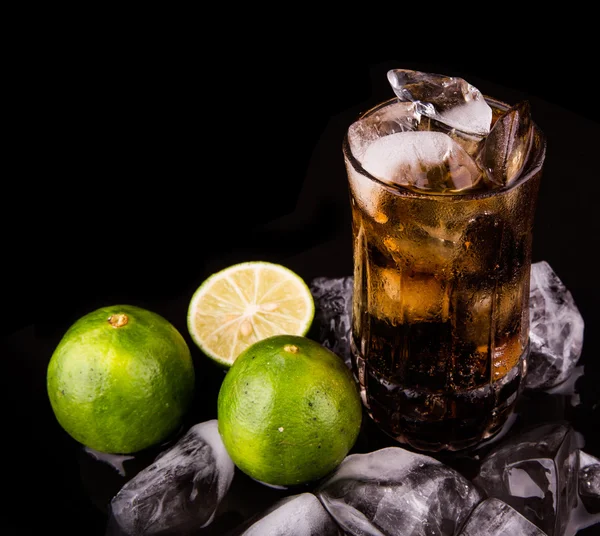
[
  {"left": 526, "top": 261, "right": 585, "bottom": 390},
  {"left": 360, "top": 131, "right": 482, "bottom": 193},
  {"left": 458, "top": 497, "right": 548, "bottom": 535},
  {"left": 473, "top": 421, "right": 584, "bottom": 536},
  {"left": 387, "top": 69, "right": 493, "bottom": 136},
  {"left": 543, "top": 365, "right": 584, "bottom": 408},
  {"left": 382, "top": 225, "right": 461, "bottom": 273},
  {"left": 370, "top": 266, "right": 450, "bottom": 324},
  {"left": 316, "top": 446, "right": 482, "bottom": 536},
  {"left": 309, "top": 276, "right": 354, "bottom": 369},
  {"left": 106, "top": 420, "right": 235, "bottom": 535},
  {"left": 578, "top": 450, "right": 600, "bottom": 514},
  {"left": 480, "top": 100, "right": 534, "bottom": 187},
  {"left": 227, "top": 492, "right": 344, "bottom": 536},
  {"left": 346, "top": 101, "right": 421, "bottom": 221},
  {"left": 347, "top": 100, "right": 420, "bottom": 161}
]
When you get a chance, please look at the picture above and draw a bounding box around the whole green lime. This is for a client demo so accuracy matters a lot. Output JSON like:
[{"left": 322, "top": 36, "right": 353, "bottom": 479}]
[
  {"left": 47, "top": 305, "right": 195, "bottom": 454},
  {"left": 217, "top": 334, "right": 362, "bottom": 487}
]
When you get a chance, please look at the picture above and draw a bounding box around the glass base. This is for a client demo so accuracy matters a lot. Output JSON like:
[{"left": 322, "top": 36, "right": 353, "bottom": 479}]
[{"left": 351, "top": 339, "right": 529, "bottom": 453}]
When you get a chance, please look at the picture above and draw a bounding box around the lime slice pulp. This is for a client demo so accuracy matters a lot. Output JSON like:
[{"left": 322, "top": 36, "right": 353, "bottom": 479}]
[{"left": 187, "top": 261, "right": 315, "bottom": 367}]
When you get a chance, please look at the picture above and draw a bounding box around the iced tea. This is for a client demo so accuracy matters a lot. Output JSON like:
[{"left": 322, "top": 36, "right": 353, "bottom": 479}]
[{"left": 344, "top": 70, "right": 546, "bottom": 452}]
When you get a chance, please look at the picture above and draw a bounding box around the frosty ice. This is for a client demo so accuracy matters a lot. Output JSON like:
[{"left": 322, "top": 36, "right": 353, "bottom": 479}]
[
  {"left": 527, "top": 261, "right": 585, "bottom": 390},
  {"left": 344, "top": 68, "right": 546, "bottom": 451},
  {"left": 105, "top": 420, "right": 234, "bottom": 535},
  {"left": 316, "top": 446, "right": 482, "bottom": 535},
  {"left": 386, "top": 69, "right": 493, "bottom": 136},
  {"left": 102, "top": 419, "right": 599, "bottom": 534},
  {"left": 227, "top": 493, "right": 344, "bottom": 536}
]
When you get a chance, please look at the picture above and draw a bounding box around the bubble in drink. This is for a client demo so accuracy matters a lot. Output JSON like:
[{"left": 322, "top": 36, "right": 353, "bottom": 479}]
[
  {"left": 360, "top": 131, "right": 482, "bottom": 193},
  {"left": 387, "top": 68, "right": 493, "bottom": 136}
]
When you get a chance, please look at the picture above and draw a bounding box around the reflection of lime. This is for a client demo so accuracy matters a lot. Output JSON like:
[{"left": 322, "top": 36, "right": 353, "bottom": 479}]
[
  {"left": 47, "top": 305, "right": 195, "bottom": 454},
  {"left": 187, "top": 262, "right": 315, "bottom": 368},
  {"left": 217, "top": 334, "right": 362, "bottom": 487}
]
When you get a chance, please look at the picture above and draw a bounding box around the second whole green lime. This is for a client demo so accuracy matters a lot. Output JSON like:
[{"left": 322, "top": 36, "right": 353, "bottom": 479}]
[{"left": 217, "top": 334, "right": 363, "bottom": 487}]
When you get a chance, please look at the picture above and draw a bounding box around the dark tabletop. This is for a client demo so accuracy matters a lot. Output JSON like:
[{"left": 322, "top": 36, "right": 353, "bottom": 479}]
[{"left": 3, "top": 55, "right": 599, "bottom": 535}]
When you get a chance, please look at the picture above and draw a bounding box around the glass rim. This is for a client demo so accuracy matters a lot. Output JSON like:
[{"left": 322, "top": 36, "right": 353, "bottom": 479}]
[{"left": 342, "top": 96, "right": 546, "bottom": 201}]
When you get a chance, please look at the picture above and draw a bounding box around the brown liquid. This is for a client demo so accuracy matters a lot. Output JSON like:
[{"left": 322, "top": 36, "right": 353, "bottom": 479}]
[{"left": 345, "top": 98, "right": 545, "bottom": 451}]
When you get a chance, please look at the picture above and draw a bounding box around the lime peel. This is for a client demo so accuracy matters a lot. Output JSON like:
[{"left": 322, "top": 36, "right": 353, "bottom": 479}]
[{"left": 217, "top": 334, "right": 363, "bottom": 487}]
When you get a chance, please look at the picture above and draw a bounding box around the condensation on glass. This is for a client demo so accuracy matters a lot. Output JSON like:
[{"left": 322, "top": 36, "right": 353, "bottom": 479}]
[{"left": 344, "top": 91, "right": 546, "bottom": 452}]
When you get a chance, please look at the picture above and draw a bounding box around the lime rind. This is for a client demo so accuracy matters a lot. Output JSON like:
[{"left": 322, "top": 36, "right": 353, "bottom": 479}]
[
  {"left": 217, "top": 334, "right": 363, "bottom": 486},
  {"left": 47, "top": 304, "right": 195, "bottom": 454},
  {"left": 187, "top": 261, "right": 315, "bottom": 367}
]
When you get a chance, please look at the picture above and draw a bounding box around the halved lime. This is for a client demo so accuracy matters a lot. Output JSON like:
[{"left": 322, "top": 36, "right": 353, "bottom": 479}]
[{"left": 187, "top": 261, "right": 315, "bottom": 367}]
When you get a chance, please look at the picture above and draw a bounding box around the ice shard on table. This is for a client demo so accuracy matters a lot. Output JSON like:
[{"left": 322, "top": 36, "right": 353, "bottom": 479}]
[
  {"left": 458, "top": 497, "right": 548, "bottom": 536},
  {"left": 387, "top": 69, "right": 493, "bottom": 136},
  {"left": 316, "top": 446, "right": 482, "bottom": 536},
  {"left": 106, "top": 420, "right": 235, "bottom": 536},
  {"left": 578, "top": 450, "right": 600, "bottom": 514},
  {"left": 473, "top": 421, "right": 583, "bottom": 536},
  {"left": 226, "top": 492, "right": 344, "bottom": 536},
  {"left": 310, "top": 276, "right": 353, "bottom": 368},
  {"left": 526, "top": 261, "right": 585, "bottom": 390}
]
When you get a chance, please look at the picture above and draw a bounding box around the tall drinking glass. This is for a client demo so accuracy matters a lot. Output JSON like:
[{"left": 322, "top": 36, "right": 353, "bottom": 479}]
[{"left": 344, "top": 69, "right": 546, "bottom": 452}]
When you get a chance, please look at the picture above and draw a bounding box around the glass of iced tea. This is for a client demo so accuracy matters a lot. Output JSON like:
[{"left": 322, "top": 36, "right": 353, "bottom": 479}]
[{"left": 344, "top": 69, "right": 546, "bottom": 452}]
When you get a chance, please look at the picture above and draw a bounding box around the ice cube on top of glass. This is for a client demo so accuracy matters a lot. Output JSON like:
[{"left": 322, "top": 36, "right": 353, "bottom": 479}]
[
  {"left": 347, "top": 100, "right": 420, "bottom": 160},
  {"left": 347, "top": 68, "right": 541, "bottom": 195},
  {"left": 360, "top": 130, "right": 482, "bottom": 193},
  {"left": 387, "top": 69, "right": 493, "bottom": 136},
  {"left": 481, "top": 100, "right": 534, "bottom": 187}
]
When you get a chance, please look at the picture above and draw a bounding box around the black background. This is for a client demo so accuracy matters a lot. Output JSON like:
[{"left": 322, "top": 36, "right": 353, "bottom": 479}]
[
  {"left": 3, "top": 35, "right": 600, "bottom": 535},
  {"left": 7, "top": 50, "right": 600, "bottom": 335}
]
